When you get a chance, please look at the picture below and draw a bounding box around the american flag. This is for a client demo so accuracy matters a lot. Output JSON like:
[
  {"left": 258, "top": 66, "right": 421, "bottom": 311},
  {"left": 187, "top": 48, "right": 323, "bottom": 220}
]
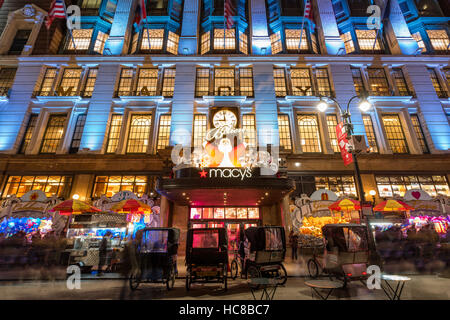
[
  {"left": 224, "top": 0, "right": 235, "bottom": 29},
  {"left": 134, "top": 0, "right": 147, "bottom": 29},
  {"left": 45, "top": 0, "right": 66, "bottom": 30},
  {"left": 304, "top": 0, "right": 312, "bottom": 20}
]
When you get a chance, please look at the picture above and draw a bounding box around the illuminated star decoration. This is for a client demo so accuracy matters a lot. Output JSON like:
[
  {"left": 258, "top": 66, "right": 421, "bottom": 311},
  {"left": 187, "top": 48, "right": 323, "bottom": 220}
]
[{"left": 199, "top": 169, "right": 208, "bottom": 178}]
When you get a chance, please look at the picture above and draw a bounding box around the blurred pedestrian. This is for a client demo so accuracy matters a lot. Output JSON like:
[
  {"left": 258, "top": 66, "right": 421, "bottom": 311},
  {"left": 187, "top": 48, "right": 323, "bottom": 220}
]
[
  {"left": 289, "top": 230, "right": 299, "bottom": 261},
  {"left": 97, "top": 231, "right": 112, "bottom": 276}
]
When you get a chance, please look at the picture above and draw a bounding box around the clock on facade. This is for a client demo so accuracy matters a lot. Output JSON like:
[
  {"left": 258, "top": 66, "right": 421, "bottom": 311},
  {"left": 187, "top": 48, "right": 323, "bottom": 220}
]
[{"left": 213, "top": 110, "right": 237, "bottom": 128}]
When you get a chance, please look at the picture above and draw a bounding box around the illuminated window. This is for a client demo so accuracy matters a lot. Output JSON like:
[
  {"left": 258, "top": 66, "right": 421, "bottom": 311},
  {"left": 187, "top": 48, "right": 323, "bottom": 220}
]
[
  {"left": 382, "top": 114, "right": 408, "bottom": 154},
  {"left": 350, "top": 67, "right": 365, "bottom": 96},
  {"left": 127, "top": 114, "right": 152, "bottom": 153},
  {"left": 291, "top": 68, "right": 313, "bottom": 96},
  {"left": 195, "top": 68, "right": 210, "bottom": 96},
  {"left": 315, "top": 176, "right": 357, "bottom": 198},
  {"left": 69, "top": 114, "right": 87, "bottom": 154},
  {"left": 285, "top": 29, "right": 308, "bottom": 51},
  {"left": 278, "top": 114, "right": 292, "bottom": 151},
  {"left": 161, "top": 68, "right": 176, "bottom": 97},
  {"left": 270, "top": 31, "right": 282, "bottom": 54},
  {"left": 201, "top": 31, "right": 210, "bottom": 55},
  {"left": 131, "top": 32, "right": 139, "bottom": 54},
  {"left": 40, "top": 115, "right": 67, "bottom": 154},
  {"left": 106, "top": 114, "right": 123, "bottom": 153},
  {"left": 2, "top": 176, "right": 72, "bottom": 198},
  {"left": 136, "top": 68, "right": 158, "bottom": 96},
  {"left": 0, "top": 67, "right": 17, "bottom": 96},
  {"left": 426, "top": 30, "right": 449, "bottom": 53},
  {"left": 392, "top": 68, "right": 412, "bottom": 96},
  {"left": 242, "top": 114, "right": 257, "bottom": 148},
  {"left": 93, "top": 31, "right": 108, "bottom": 54},
  {"left": 193, "top": 114, "right": 207, "bottom": 148},
  {"left": 355, "top": 29, "right": 381, "bottom": 52},
  {"left": 326, "top": 114, "right": 339, "bottom": 153},
  {"left": 36, "top": 68, "right": 57, "bottom": 96},
  {"left": 141, "top": 29, "right": 164, "bottom": 51},
  {"left": 117, "top": 68, "right": 134, "bottom": 96},
  {"left": 315, "top": 68, "right": 333, "bottom": 97},
  {"left": 297, "top": 114, "right": 322, "bottom": 153},
  {"left": 82, "top": 68, "right": 98, "bottom": 97},
  {"left": 157, "top": 115, "right": 171, "bottom": 150},
  {"left": 273, "top": 68, "right": 287, "bottom": 97},
  {"left": 341, "top": 32, "right": 355, "bottom": 53},
  {"left": 81, "top": 0, "right": 102, "bottom": 9},
  {"left": 239, "top": 68, "right": 253, "bottom": 96},
  {"left": 57, "top": 68, "right": 82, "bottom": 96},
  {"left": 376, "top": 175, "right": 449, "bottom": 198},
  {"left": 215, "top": 68, "right": 235, "bottom": 96},
  {"left": 19, "top": 114, "right": 38, "bottom": 154},
  {"left": 239, "top": 31, "right": 248, "bottom": 54},
  {"left": 412, "top": 32, "right": 427, "bottom": 53},
  {"left": 315, "top": 176, "right": 357, "bottom": 197},
  {"left": 214, "top": 29, "right": 235, "bottom": 50},
  {"left": 427, "top": 68, "right": 447, "bottom": 98},
  {"left": 367, "top": 68, "right": 390, "bottom": 96},
  {"left": 93, "top": 175, "right": 148, "bottom": 198},
  {"left": 167, "top": 31, "right": 179, "bottom": 55},
  {"left": 362, "top": 115, "right": 378, "bottom": 153},
  {"left": 410, "top": 114, "right": 429, "bottom": 153},
  {"left": 68, "top": 29, "right": 93, "bottom": 51}
]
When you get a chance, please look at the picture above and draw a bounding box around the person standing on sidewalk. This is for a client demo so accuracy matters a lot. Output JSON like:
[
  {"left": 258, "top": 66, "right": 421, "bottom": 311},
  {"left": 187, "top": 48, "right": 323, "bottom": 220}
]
[
  {"left": 97, "top": 231, "right": 112, "bottom": 276},
  {"left": 289, "top": 230, "right": 299, "bottom": 261}
]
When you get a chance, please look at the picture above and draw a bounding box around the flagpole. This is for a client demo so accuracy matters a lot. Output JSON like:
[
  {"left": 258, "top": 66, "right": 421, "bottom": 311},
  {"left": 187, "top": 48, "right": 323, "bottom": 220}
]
[
  {"left": 224, "top": 0, "right": 226, "bottom": 53},
  {"left": 143, "top": 0, "right": 151, "bottom": 52},
  {"left": 298, "top": 0, "right": 307, "bottom": 53}
]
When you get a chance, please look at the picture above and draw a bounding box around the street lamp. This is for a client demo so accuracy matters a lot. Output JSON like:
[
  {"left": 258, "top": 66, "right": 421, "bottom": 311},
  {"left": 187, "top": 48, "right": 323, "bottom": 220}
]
[{"left": 316, "top": 94, "right": 372, "bottom": 202}]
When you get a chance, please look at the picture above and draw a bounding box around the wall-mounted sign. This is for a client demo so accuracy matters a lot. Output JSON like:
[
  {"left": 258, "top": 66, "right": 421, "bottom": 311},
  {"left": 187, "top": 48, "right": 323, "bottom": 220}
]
[{"left": 198, "top": 168, "right": 252, "bottom": 180}]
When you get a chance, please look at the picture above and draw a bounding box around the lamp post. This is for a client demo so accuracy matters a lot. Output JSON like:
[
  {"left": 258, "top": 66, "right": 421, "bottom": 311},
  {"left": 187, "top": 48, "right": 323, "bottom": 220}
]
[{"left": 316, "top": 94, "right": 372, "bottom": 203}]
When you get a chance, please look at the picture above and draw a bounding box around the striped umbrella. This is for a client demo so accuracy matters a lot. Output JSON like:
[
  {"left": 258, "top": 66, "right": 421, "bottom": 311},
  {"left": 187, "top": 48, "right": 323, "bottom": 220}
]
[
  {"left": 110, "top": 199, "right": 152, "bottom": 214},
  {"left": 373, "top": 199, "right": 414, "bottom": 212},
  {"left": 49, "top": 199, "right": 101, "bottom": 216},
  {"left": 329, "top": 199, "right": 361, "bottom": 211}
]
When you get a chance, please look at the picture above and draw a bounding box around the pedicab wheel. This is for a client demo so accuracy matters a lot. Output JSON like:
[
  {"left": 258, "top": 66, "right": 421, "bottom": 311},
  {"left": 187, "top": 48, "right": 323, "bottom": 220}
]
[
  {"left": 247, "top": 265, "right": 261, "bottom": 290},
  {"left": 166, "top": 265, "right": 176, "bottom": 291},
  {"left": 230, "top": 260, "right": 239, "bottom": 280},
  {"left": 307, "top": 259, "right": 319, "bottom": 279},
  {"left": 278, "top": 264, "right": 288, "bottom": 285},
  {"left": 129, "top": 272, "right": 141, "bottom": 291}
]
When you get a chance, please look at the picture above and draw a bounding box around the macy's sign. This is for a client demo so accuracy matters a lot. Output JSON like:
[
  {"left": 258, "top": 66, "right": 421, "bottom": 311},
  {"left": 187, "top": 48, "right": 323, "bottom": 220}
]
[{"left": 200, "top": 168, "right": 252, "bottom": 180}]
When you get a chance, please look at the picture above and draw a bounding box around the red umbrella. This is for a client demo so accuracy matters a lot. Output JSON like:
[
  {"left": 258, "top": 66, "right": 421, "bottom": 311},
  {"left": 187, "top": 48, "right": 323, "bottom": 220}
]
[
  {"left": 329, "top": 199, "right": 361, "bottom": 211},
  {"left": 373, "top": 200, "right": 414, "bottom": 212},
  {"left": 49, "top": 199, "right": 101, "bottom": 216},
  {"left": 110, "top": 199, "right": 152, "bottom": 214}
]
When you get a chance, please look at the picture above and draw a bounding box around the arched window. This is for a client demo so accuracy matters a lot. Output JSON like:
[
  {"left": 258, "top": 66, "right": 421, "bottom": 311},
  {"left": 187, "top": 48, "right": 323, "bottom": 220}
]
[
  {"left": 127, "top": 114, "right": 152, "bottom": 153},
  {"left": 297, "top": 114, "right": 322, "bottom": 153}
]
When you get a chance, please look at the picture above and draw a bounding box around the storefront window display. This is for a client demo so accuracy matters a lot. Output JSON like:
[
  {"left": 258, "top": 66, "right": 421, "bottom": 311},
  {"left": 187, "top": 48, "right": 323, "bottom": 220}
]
[
  {"left": 92, "top": 176, "right": 148, "bottom": 198},
  {"left": 2, "top": 176, "right": 72, "bottom": 198},
  {"left": 376, "top": 175, "right": 450, "bottom": 197},
  {"left": 190, "top": 207, "right": 260, "bottom": 220},
  {"left": 314, "top": 176, "right": 357, "bottom": 198},
  {"left": 0, "top": 217, "right": 53, "bottom": 237}
]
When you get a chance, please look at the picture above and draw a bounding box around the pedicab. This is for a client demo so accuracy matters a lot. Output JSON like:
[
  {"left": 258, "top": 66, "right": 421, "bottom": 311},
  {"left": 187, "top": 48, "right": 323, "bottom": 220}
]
[
  {"left": 244, "top": 226, "right": 288, "bottom": 285},
  {"left": 185, "top": 227, "right": 228, "bottom": 291},
  {"left": 307, "top": 224, "right": 370, "bottom": 287},
  {"left": 129, "top": 227, "right": 180, "bottom": 290}
]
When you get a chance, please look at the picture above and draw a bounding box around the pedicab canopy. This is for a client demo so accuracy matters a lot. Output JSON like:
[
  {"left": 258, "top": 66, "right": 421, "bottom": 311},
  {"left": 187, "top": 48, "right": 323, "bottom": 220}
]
[
  {"left": 49, "top": 199, "right": 101, "bottom": 215},
  {"left": 244, "top": 226, "right": 286, "bottom": 252},
  {"left": 322, "top": 224, "right": 369, "bottom": 252},
  {"left": 373, "top": 200, "right": 414, "bottom": 212},
  {"left": 185, "top": 228, "right": 228, "bottom": 265},
  {"left": 328, "top": 199, "right": 361, "bottom": 211},
  {"left": 140, "top": 227, "right": 180, "bottom": 254}
]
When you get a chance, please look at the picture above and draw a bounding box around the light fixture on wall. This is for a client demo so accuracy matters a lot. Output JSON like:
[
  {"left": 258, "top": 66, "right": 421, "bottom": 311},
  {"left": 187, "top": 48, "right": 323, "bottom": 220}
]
[{"left": 72, "top": 194, "right": 80, "bottom": 200}]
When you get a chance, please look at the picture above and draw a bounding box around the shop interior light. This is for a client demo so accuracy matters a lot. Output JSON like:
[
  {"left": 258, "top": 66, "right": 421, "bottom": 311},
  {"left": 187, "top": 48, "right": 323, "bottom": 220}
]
[
  {"left": 316, "top": 100, "right": 329, "bottom": 113},
  {"left": 265, "top": 192, "right": 269, "bottom": 196},
  {"left": 358, "top": 100, "right": 372, "bottom": 112},
  {"left": 182, "top": 193, "right": 186, "bottom": 196},
  {"left": 369, "top": 190, "right": 376, "bottom": 196},
  {"left": 295, "top": 162, "right": 301, "bottom": 167},
  {"left": 72, "top": 194, "right": 80, "bottom": 200}
]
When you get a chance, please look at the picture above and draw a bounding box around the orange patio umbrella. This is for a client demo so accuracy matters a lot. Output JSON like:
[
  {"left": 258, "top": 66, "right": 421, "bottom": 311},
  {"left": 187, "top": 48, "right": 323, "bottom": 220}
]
[
  {"left": 110, "top": 199, "right": 152, "bottom": 214},
  {"left": 373, "top": 199, "right": 414, "bottom": 212},
  {"left": 49, "top": 199, "right": 101, "bottom": 216},
  {"left": 329, "top": 199, "right": 361, "bottom": 211}
]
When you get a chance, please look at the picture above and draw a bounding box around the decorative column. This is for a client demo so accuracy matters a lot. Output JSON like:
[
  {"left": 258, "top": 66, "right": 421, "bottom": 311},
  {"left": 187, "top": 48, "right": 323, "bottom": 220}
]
[
  {"left": 316, "top": 0, "right": 345, "bottom": 55},
  {"left": 169, "top": 63, "right": 196, "bottom": 147},
  {"left": 104, "top": 0, "right": 135, "bottom": 55},
  {"left": 0, "top": 64, "right": 42, "bottom": 153},
  {"left": 405, "top": 65, "right": 450, "bottom": 152},
  {"left": 178, "top": 0, "right": 199, "bottom": 54},
  {"left": 253, "top": 63, "right": 279, "bottom": 147},
  {"left": 79, "top": 64, "right": 120, "bottom": 153},
  {"left": 249, "top": 0, "right": 271, "bottom": 55}
]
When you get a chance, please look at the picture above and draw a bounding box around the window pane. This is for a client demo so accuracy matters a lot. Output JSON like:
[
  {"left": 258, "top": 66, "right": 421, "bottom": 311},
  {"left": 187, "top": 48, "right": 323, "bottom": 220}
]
[
  {"left": 411, "top": 32, "right": 427, "bottom": 52},
  {"left": 127, "top": 114, "right": 152, "bottom": 153},
  {"left": 392, "top": 68, "right": 411, "bottom": 96},
  {"left": 215, "top": 68, "right": 235, "bottom": 96},
  {"left": 106, "top": 114, "right": 123, "bottom": 153},
  {"left": 410, "top": 114, "right": 429, "bottom": 153},
  {"left": 242, "top": 114, "right": 257, "bottom": 148},
  {"left": 355, "top": 29, "right": 381, "bottom": 52},
  {"left": 291, "top": 68, "right": 313, "bottom": 96},
  {"left": 273, "top": 68, "right": 287, "bottom": 97},
  {"left": 270, "top": 31, "right": 282, "bottom": 54},
  {"left": 93, "top": 175, "right": 148, "bottom": 198},
  {"left": 19, "top": 114, "right": 38, "bottom": 154},
  {"left": 427, "top": 68, "right": 446, "bottom": 98},
  {"left": 40, "top": 115, "right": 67, "bottom": 154},
  {"left": 195, "top": 68, "right": 210, "bottom": 96},
  {"left": 239, "top": 31, "right": 248, "bottom": 54},
  {"left": 213, "top": 29, "right": 235, "bottom": 50},
  {"left": 340, "top": 32, "right": 355, "bottom": 53},
  {"left": 117, "top": 68, "right": 134, "bottom": 96},
  {"left": 367, "top": 68, "right": 390, "bottom": 96},
  {"left": 70, "top": 114, "right": 87, "bottom": 154},
  {"left": 426, "top": 30, "right": 450, "bottom": 52},
  {"left": 278, "top": 114, "right": 292, "bottom": 150},
  {"left": 351, "top": 67, "right": 365, "bottom": 96},
  {"left": 82, "top": 68, "right": 98, "bottom": 97},
  {"left": 162, "top": 68, "right": 176, "bottom": 97},
  {"left": 68, "top": 29, "right": 93, "bottom": 50},
  {"left": 316, "top": 68, "right": 333, "bottom": 97},
  {"left": 141, "top": 29, "right": 164, "bottom": 50},
  {"left": 239, "top": 67, "right": 253, "bottom": 96},
  {"left": 193, "top": 114, "right": 207, "bottom": 148},
  {"left": 167, "top": 31, "right": 179, "bottom": 55},
  {"left": 326, "top": 115, "right": 339, "bottom": 153},
  {"left": 94, "top": 31, "right": 108, "bottom": 54},
  {"left": 58, "top": 68, "right": 82, "bottom": 96},
  {"left": 200, "top": 31, "right": 210, "bottom": 55},
  {"left": 382, "top": 114, "right": 408, "bottom": 154},
  {"left": 37, "top": 68, "right": 57, "bottom": 96},
  {"left": 285, "top": 29, "right": 308, "bottom": 51},
  {"left": 362, "top": 115, "right": 378, "bottom": 153},
  {"left": 297, "top": 114, "right": 322, "bottom": 153},
  {"left": 157, "top": 115, "right": 171, "bottom": 150},
  {"left": 136, "top": 68, "right": 158, "bottom": 96},
  {"left": 3, "top": 175, "right": 72, "bottom": 198},
  {"left": 0, "top": 68, "right": 17, "bottom": 95}
]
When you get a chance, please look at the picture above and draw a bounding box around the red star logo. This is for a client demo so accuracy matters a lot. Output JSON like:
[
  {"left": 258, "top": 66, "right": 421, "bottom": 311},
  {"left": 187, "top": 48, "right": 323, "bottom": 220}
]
[{"left": 199, "top": 169, "right": 208, "bottom": 178}]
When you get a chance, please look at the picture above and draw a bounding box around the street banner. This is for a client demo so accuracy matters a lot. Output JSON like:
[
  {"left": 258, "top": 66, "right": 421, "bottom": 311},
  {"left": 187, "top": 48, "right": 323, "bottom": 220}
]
[{"left": 336, "top": 122, "right": 353, "bottom": 166}]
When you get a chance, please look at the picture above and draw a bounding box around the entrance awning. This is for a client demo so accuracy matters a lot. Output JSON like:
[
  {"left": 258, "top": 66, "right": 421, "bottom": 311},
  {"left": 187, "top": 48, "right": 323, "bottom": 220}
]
[{"left": 157, "top": 167, "right": 295, "bottom": 206}]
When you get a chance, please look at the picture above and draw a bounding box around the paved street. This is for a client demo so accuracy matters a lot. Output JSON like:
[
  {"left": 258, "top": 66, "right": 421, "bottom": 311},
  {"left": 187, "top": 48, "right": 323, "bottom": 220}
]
[{"left": 1, "top": 273, "right": 449, "bottom": 300}]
